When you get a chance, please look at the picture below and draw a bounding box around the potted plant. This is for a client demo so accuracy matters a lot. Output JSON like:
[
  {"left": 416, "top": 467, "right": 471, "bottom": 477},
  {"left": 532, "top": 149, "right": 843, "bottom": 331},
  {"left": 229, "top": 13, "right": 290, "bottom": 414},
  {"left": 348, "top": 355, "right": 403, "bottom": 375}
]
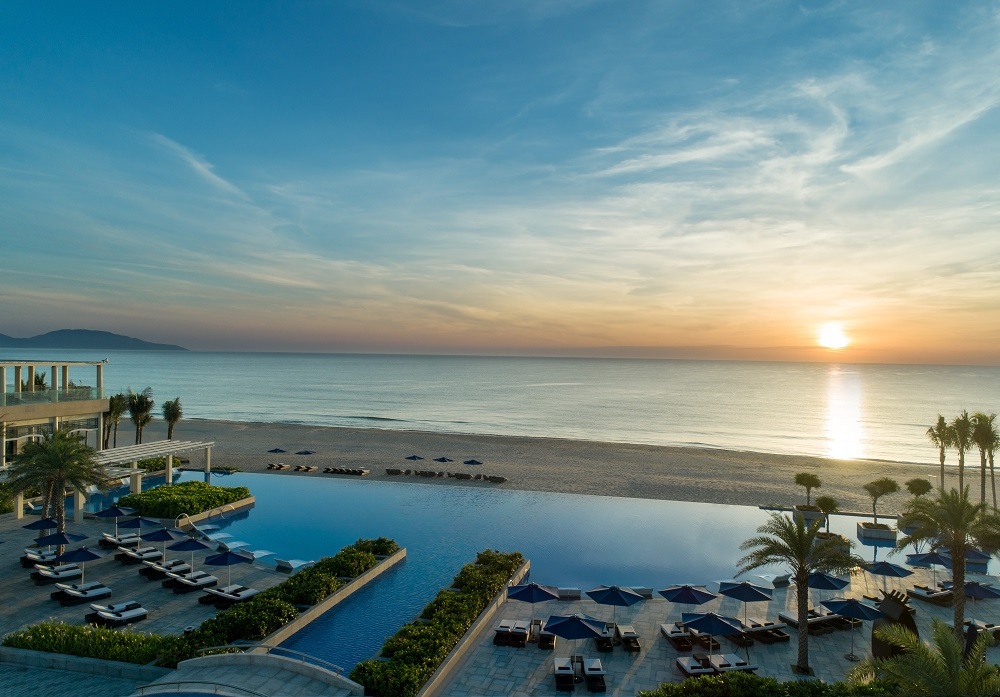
[
  {"left": 793, "top": 472, "right": 824, "bottom": 523},
  {"left": 901, "top": 478, "right": 932, "bottom": 534},
  {"left": 858, "top": 477, "right": 899, "bottom": 540},
  {"left": 814, "top": 495, "right": 850, "bottom": 549}
]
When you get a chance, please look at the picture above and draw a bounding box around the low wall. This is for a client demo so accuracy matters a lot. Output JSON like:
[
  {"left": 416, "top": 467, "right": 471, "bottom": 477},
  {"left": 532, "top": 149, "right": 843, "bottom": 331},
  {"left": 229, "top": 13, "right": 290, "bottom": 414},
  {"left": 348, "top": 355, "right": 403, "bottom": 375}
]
[
  {"left": 179, "top": 652, "right": 363, "bottom": 695},
  {"left": 173, "top": 496, "right": 256, "bottom": 529},
  {"left": 0, "top": 646, "right": 171, "bottom": 682},
  {"left": 416, "top": 559, "right": 531, "bottom": 697},
  {"left": 261, "top": 547, "right": 407, "bottom": 647}
]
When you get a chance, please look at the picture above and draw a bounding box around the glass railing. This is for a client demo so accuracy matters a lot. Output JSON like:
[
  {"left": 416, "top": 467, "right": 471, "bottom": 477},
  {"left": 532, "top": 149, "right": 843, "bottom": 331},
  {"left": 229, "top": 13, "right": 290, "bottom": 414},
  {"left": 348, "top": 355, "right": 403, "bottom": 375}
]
[{"left": 0, "top": 387, "right": 106, "bottom": 408}]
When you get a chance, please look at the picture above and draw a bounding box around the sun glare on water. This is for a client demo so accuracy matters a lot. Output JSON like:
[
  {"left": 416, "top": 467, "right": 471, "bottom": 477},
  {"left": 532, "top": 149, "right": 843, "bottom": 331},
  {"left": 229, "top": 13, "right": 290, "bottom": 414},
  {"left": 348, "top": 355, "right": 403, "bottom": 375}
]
[{"left": 817, "top": 322, "right": 850, "bottom": 350}]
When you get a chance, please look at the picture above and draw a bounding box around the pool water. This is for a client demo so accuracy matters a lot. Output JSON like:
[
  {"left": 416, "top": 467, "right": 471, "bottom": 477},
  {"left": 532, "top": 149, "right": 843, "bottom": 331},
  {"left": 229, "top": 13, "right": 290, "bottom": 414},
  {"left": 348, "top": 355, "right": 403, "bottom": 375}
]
[{"left": 93, "top": 472, "right": 978, "bottom": 671}]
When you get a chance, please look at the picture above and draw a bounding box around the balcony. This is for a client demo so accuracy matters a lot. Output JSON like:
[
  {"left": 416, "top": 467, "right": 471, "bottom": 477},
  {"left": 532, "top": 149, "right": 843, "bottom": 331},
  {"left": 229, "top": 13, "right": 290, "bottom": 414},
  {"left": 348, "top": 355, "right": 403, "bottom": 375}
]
[
  {"left": 1, "top": 389, "right": 108, "bottom": 421},
  {"left": 2, "top": 387, "right": 104, "bottom": 407}
]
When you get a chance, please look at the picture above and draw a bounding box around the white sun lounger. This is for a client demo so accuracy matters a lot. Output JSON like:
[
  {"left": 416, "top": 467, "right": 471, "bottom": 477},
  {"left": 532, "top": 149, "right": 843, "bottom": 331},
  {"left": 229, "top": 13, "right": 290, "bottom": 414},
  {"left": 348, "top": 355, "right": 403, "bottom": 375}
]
[
  {"left": 710, "top": 652, "right": 758, "bottom": 673},
  {"left": 31, "top": 563, "right": 82, "bottom": 584},
  {"left": 171, "top": 571, "right": 219, "bottom": 593},
  {"left": 52, "top": 583, "right": 112, "bottom": 605},
  {"left": 200, "top": 584, "right": 260, "bottom": 606},
  {"left": 117, "top": 546, "right": 162, "bottom": 564},
  {"left": 676, "top": 655, "right": 714, "bottom": 677},
  {"left": 95, "top": 605, "right": 148, "bottom": 627},
  {"left": 141, "top": 558, "right": 191, "bottom": 579}
]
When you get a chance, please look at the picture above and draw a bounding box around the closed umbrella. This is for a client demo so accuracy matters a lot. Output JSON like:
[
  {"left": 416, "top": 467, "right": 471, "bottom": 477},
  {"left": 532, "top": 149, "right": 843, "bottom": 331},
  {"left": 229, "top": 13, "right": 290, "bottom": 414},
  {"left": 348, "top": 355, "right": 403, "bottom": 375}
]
[
  {"left": 54, "top": 546, "right": 104, "bottom": 584},
  {"left": 508, "top": 583, "right": 560, "bottom": 635},
  {"left": 168, "top": 537, "right": 213, "bottom": 572},
  {"left": 204, "top": 549, "right": 255, "bottom": 588},
  {"left": 821, "top": 597, "right": 884, "bottom": 661},
  {"left": 586, "top": 585, "right": 644, "bottom": 628}
]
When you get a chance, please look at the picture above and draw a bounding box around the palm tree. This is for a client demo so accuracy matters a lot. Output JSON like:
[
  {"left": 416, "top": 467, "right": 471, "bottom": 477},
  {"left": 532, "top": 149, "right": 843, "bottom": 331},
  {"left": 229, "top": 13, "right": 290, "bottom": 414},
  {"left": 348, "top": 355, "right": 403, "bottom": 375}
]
[
  {"left": 5, "top": 430, "right": 112, "bottom": 534},
  {"left": 102, "top": 393, "right": 128, "bottom": 449},
  {"left": 794, "top": 472, "right": 821, "bottom": 506},
  {"left": 927, "top": 415, "right": 953, "bottom": 491},
  {"left": 20, "top": 372, "right": 48, "bottom": 391},
  {"left": 897, "top": 487, "right": 1000, "bottom": 637},
  {"left": 971, "top": 413, "right": 998, "bottom": 510},
  {"left": 738, "top": 511, "right": 862, "bottom": 674},
  {"left": 849, "top": 619, "right": 1000, "bottom": 696},
  {"left": 162, "top": 397, "right": 183, "bottom": 440},
  {"left": 127, "top": 387, "right": 155, "bottom": 445},
  {"left": 952, "top": 411, "right": 974, "bottom": 494}
]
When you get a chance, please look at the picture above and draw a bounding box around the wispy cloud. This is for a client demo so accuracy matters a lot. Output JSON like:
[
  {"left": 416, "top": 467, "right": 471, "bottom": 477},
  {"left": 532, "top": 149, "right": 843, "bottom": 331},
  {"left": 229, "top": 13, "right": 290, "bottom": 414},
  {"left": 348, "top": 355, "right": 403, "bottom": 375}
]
[{"left": 149, "top": 133, "right": 248, "bottom": 199}]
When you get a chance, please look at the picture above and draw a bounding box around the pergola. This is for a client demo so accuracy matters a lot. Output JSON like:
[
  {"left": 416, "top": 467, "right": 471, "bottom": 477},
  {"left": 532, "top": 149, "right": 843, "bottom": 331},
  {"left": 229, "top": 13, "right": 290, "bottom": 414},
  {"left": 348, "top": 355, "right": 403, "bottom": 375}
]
[{"left": 12, "top": 439, "right": 214, "bottom": 523}]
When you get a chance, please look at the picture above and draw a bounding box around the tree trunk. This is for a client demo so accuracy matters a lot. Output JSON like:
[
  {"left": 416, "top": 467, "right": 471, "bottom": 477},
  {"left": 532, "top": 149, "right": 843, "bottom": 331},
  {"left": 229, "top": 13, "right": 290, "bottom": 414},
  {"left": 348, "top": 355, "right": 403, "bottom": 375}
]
[
  {"left": 167, "top": 422, "right": 174, "bottom": 440},
  {"left": 990, "top": 453, "right": 997, "bottom": 512},
  {"left": 113, "top": 422, "right": 119, "bottom": 448},
  {"left": 959, "top": 452, "right": 965, "bottom": 493},
  {"left": 980, "top": 452, "right": 988, "bottom": 507},
  {"left": 55, "top": 481, "right": 67, "bottom": 556},
  {"left": 41, "top": 480, "right": 55, "bottom": 519},
  {"left": 795, "top": 569, "right": 810, "bottom": 672},
  {"left": 939, "top": 447, "right": 946, "bottom": 490},
  {"left": 952, "top": 542, "right": 967, "bottom": 640},
  {"left": 135, "top": 423, "right": 141, "bottom": 445}
]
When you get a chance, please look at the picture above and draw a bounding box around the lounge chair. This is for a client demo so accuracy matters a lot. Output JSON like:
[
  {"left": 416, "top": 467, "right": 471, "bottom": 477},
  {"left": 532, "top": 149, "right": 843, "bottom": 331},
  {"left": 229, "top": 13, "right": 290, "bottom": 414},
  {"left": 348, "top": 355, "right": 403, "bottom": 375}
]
[
  {"left": 908, "top": 585, "right": 953, "bottom": 606},
  {"left": 31, "top": 563, "right": 82, "bottom": 584},
  {"left": 616, "top": 624, "right": 641, "bottom": 652},
  {"left": 509, "top": 620, "right": 529, "bottom": 647},
  {"left": 199, "top": 584, "right": 260, "bottom": 607},
  {"left": 99, "top": 532, "right": 141, "bottom": 549},
  {"left": 91, "top": 603, "right": 148, "bottom": 627},
  {"left": 583, "top": 658, "right": 606, "bottom": 692},
  {"left": 554, "top": 657, "right": 575, "bottom": 692},
  {"left": 140, "top": 558, "right": 191, "bottom": 580},
  {"left": 660, "top": 623, "right": 694, "bottom": 652},
  {"left": 87, "top": 600, "right": 142, "bottom": 619},
  {"left": 116, "top": 546, "right": 162, "bottom": 564},
  {"left": 162, "top": 569, "right": 214, "bottom": 589},
  {"left": 595, "top": 625, "right": 614, "bottom": 653},
  {"left": 171, "top": 571, "right": 219, "bottom": 593},
  {"left": 493, "top": 619, "right": 513, "bottom": 646},
  {"left": 676, "top": 655, "right": 714, "bottom": 677},
  {"left": 538, "top": 628, "right": 557, "bottom": 650},
  {"left": 744, "top": 621, "right": 789, "bottom": 644},
  {"left": 710, "top": 652, "right": 758, "bottom": 673},
  {"left": 51, "top": 582, "right": 112, "bottom": 606},
  {"left": 688, "top": 627, "right": 721, "bottom": 651},
  {"left": 20, "top": 547, "right": 58, "bottom": 568}
]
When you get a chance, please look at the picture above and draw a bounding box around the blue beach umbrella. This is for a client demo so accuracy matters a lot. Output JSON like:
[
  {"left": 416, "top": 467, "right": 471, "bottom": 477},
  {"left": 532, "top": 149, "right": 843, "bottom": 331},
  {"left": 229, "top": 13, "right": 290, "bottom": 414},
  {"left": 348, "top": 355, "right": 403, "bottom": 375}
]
[
  {"left": 718, "top": 581, "right": 773, "bottom": 628},
  {"left": 508, "top": 583, "right": 561, "bottom": 630},
  {"left": 908, "top": 551, "right": 951, "bottom": 588},
  {"left": 659, "top": 584, "right": 718, "bottom": 625},
  {"left": 433, "top": 457, "right": 453, "bottom": 463},
  {"left": 804, "top": 572, "right": 849, "bottom": 609},
  {"left": 168, "top": 537, "right": 213, "bottom": 572},
  {"left": 204, "top": 549, "right": 255, "bottom": 587},
  {"left": 681, "top": 612, "right": 743, "bottom": 659},
  {"left": 118, "top": 516, "right": 162, "bottom": 545},
  {"left": 464, "top": 459, "right": 483, "bottom": 465},
  {"left": 54, "top": 546, "right": 104, "bottom": 584},
  {"left": 821, "top": 597, "right": 884, "bottom": 661},
  {"left": 963, "top": 582, "right": 1000, "bottom": 624},
  {"left": 543, "top": 613, "right": 607, "bottom": 655},
  {"left": 586, "top": 585, "right": 644, "bottom": 627},
  {"left": 865, "top": 561, "right": 913, "bottom": 594},
  {"left": 143, "top": 527, "right": 189, "bottom": 558},
  {"left": 404, "top": 455, "right": 424, "bottom": 461},
  {"left": 35, "top": 531, "right": 87, "bottom": 548},
  {"left": 295, "top": 450, "right": 315, "bottom": 455},
  {"left": 95, "top": 504, "right": 137, "bottom": 536},
  {"left": 267, "top": 448, "right": 286, "bottom": 454},
  {"left": 22, "top": 517, "right": 59, "bottom": 531}
]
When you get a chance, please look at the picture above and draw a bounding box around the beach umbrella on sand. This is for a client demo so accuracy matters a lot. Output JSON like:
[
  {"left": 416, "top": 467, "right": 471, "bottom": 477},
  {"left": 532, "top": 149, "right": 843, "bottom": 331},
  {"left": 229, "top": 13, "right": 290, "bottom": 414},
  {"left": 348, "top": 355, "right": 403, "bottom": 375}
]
[
  {"left": 404, "top": 455, "right": 424, "bottom": 461},
  {"left": 267, "top": 448, "right": 286, "bottom": 454},
  {"left": 821, "top": 597, "right": 884, "bottom": 661},
  {"left": 95, "top": 505, "right": 137, "bottom": 536},
  {"left": 464, "top": 459, "right": 483, "bottom": 465},
  {"left": 433, "top": 457, "right": 453, "bottom": 463},
  {"left": 718, "top": 581, "right": 773, "bottom": 629},
  {"left": 508, "top": 583, "right": 560, "bottom": 631},
  {"left": 204, "top": 549, "right": 255, "bottom": 587},
  {"left": 586, "top": 585, "right": 644, "bottom": 627},
  {"left": 544, "top": 613, "right": 607, "bottom": 655},
  {"left": 295, "top": 449, "right": 315, "bottom": 456},
  {"left": 168, "top": 537, "right": 213, "bottom": 572},
  {"left": 54, "top": 546, "right": 104, "bottom": 584},
  {"left": 681, "top": 612, "right": 743, "bottom": 660},
  {"left": 143, "top": 527, "right": 189, "bottom": 559}
]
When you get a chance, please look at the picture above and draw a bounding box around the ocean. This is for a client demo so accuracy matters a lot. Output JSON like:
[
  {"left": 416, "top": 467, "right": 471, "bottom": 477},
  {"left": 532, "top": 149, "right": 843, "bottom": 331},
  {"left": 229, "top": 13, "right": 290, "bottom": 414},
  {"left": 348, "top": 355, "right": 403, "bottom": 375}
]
[{"left": 4, "top": 350, "right": 999, "bottom": 464}]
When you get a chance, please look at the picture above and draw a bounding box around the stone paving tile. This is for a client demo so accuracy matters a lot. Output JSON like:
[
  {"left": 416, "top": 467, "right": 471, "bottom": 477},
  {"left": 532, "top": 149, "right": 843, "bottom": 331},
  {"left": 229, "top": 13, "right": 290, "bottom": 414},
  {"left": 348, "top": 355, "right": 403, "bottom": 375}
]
[
  {"left": 0, "top": 663, "right": 142, "bottom": 697},
  {"left": 435, "top": 569, "right": 1000, "bottom": 696}
]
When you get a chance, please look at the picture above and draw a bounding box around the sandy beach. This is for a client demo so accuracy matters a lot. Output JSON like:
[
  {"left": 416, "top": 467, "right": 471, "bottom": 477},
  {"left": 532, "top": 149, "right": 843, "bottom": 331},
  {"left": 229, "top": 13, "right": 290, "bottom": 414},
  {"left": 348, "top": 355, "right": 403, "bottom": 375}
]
[{"left": 135, "top": 418, "right": 938, "bottom": 516}]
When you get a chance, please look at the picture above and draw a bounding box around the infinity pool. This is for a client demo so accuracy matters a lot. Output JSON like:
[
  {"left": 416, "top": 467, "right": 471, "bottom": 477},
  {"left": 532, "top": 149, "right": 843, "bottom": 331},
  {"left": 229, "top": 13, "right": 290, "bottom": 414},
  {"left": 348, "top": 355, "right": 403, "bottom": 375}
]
[{"left": 95, "top": 472, "right": 957, "bottom": 670}]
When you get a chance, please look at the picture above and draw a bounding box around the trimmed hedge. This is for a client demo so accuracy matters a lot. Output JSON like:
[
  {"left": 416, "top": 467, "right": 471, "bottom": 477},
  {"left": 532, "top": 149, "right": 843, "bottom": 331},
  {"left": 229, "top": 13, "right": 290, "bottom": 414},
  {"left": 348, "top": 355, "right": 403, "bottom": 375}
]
[
  {"left": 350, "top": 548, "right": 524, "bottom": 697},
  {"left": 2, "top": 537, "right": 396, "bottom": 668},
  {"left": 118, "top": 480, "right": 251, "bottom": 518},
  {"left": 638, "top": 672, "right": 897, "bottom": 696}
]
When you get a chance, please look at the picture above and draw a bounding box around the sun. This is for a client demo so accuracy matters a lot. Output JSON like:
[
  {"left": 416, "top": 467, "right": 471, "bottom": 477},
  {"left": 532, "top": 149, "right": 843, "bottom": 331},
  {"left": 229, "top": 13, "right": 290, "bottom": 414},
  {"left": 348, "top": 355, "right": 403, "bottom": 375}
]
[{"left": 817, "top": 322, "right": 850, "bottom": 350}]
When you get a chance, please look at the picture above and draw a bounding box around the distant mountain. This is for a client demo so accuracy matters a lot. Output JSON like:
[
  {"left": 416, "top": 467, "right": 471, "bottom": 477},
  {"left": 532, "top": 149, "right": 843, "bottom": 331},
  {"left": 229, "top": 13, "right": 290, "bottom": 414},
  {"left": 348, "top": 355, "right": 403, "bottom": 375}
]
[{"left": 0, "top": 330, "right": 187, "bottom": 351}]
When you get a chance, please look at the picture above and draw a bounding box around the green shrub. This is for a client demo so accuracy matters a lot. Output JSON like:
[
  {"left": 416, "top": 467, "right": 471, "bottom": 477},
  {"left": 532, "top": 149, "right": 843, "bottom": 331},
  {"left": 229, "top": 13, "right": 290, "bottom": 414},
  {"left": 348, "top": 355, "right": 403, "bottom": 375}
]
[
  {"left": 312, "top": 548, "right": 378, "bottom": 578},
  {"left": 0, "top": 483, "right": 13, "bottom": 515},
  {"left": 2, "top": 621, "right": 175, "bottom": 665},
  {"left": 637, "top": 672, "right": 897, "bottom": 696},
  {"left": 260, "top": 568, "right": 343, "bottom": 606},
  {"left": 118, "top": 480, "right": 250, "bottom": 518},
  {"left": 350, "top": 548, "right": 523, "bottom": 697},
  {"left": 353, "top": 537, "right": 401, "bottom": 556}
]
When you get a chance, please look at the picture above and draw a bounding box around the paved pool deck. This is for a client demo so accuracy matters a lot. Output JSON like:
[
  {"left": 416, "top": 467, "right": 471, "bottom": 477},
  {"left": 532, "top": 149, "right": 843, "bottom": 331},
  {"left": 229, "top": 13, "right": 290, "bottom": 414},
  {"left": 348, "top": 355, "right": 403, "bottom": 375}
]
[{"left": 434, "top": 567, "right": 1000, "bottom": 696}]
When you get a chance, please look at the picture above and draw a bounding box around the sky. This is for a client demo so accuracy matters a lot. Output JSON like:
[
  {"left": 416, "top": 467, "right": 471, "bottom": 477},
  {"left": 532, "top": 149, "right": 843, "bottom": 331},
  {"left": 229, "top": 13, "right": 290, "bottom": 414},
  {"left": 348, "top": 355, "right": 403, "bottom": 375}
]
[{"left": 2, "top": 1, "right": 999, "bottom": 364}]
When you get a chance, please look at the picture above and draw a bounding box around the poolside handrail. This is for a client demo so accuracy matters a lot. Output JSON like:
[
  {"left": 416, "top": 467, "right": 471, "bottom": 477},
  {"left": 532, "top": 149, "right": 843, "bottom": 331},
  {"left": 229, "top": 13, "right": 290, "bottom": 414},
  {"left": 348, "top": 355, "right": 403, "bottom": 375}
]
[
  {"left": 195, "top": 643, "right": 347, "bottom": 676},
  {"left": 174, "top": 512, "right": 192, "bottom": 529},
  {"left": 133, "top": 680, "right": 268, "bottom": 696}
]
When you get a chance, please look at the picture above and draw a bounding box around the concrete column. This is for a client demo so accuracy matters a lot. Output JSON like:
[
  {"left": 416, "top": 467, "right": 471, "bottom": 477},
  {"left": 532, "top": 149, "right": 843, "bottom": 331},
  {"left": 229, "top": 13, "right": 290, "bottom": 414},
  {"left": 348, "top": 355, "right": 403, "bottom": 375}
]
[
  {"left": 73, "top": 488, "right": 86, "bottom": 524},
  {"left": 204, "top": 446, "right": 212, "bottom": 474},
  {"left": 166, "top": 453, "right": 173, "bottom": 484},
  {"left": 1, "top": 366, "right": 6, "bottom": 393},
  {"left": 14, "top": 366, "right": 22, "bottom": 392},
  {"left": 97, "top": 411, "right": 104, "bottom": 452},
  {"left": 14, "top": 492, "right": 23, "bottom": 520},
  {"left": 130, "top": 471, "right": 143, "bottom": 494},
  {"left": 96, "top": 364, "right": 104, "bottom": 393},
  {"left": 27, "top": 366, "right": 35, "bottom": 392},
  {"left": 1, "top": 420, "right": 6, "bottom": 469},
  {"left": 51, "top": 365, "right": 57, "bottom": 391},
  {"left": 61, "top": 365, "right": 69, "bottom": 391}
]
